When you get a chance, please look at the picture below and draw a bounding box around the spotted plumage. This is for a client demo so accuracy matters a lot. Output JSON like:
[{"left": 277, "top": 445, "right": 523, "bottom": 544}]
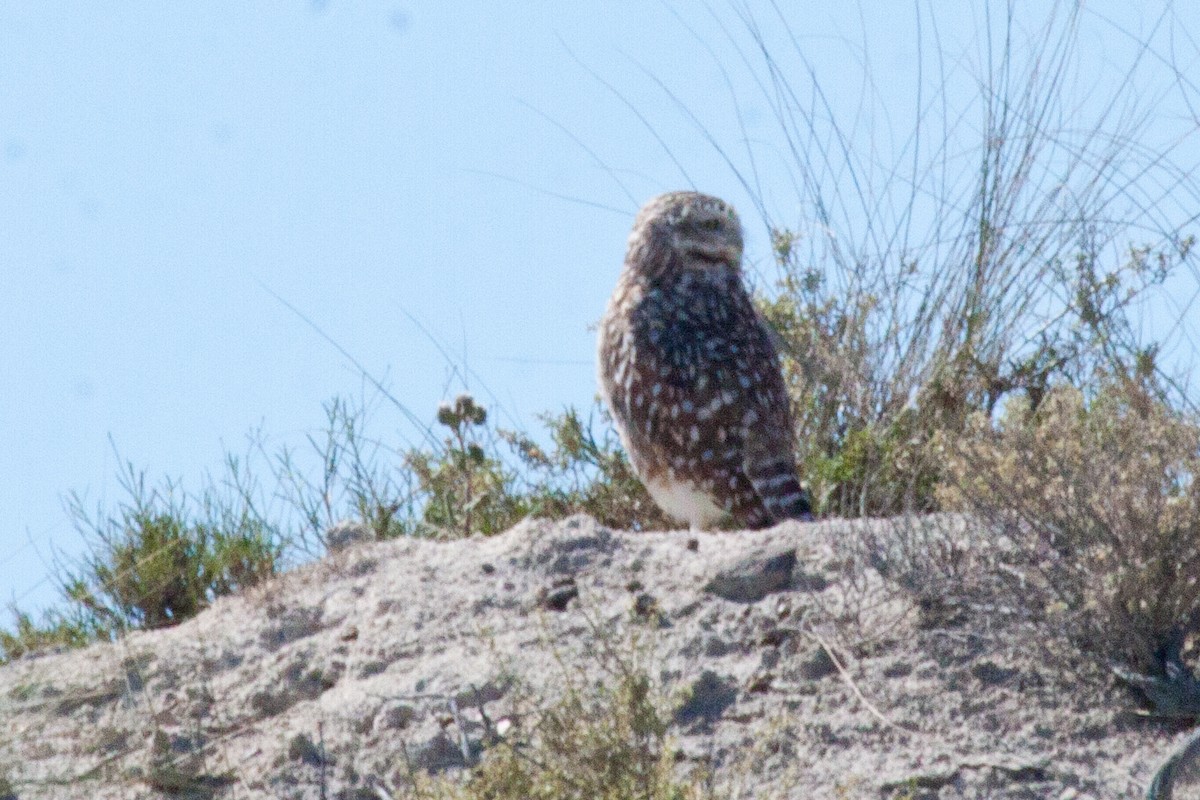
[{"left": 597, "top": 191, "right": 812, "bottom": 530}]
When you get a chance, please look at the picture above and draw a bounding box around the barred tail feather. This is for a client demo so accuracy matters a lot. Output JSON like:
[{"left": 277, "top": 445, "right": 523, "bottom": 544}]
[{"left": 745, "top": 455, "right": 813, "bottom": 522}]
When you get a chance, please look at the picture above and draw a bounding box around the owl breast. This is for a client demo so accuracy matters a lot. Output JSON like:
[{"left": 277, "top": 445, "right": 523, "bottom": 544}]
[{"left": 599, "top": 268, "right": 789, "bottom": 529}]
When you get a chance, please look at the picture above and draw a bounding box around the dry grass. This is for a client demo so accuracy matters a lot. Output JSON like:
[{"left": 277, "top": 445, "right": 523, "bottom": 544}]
[
  {"left": 939, "top": 376, "right": 1200, "bottom": 672},
  {"left": 700, "top": 1, "right": 1200, "bottom": 518},
  {"left": 389, "top": 614, "right": 719, "bottom": 800}
]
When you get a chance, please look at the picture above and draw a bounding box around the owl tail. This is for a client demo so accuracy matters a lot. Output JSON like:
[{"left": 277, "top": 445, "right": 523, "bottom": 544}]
[{"left": 744, "top": 453, "right": 814, "bottom": 523}]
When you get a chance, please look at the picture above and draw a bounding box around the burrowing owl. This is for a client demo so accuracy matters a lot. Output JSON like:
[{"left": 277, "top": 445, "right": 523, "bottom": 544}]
[{"left": 598, "top": 191, "right": 812, "bottom": 530}]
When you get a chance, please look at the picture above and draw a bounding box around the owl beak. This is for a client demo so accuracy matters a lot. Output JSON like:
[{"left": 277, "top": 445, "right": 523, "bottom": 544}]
[{"left": 690, "top": 240, "right": 742, "bottom": 269}]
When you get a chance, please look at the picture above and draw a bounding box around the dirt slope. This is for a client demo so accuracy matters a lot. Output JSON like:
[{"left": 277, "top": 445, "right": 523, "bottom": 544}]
[{"left": 0, "top": 515, "right": 1191, "bottom": 799}]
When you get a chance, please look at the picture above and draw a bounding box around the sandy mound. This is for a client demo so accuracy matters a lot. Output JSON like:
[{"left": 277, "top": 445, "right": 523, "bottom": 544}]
[{"left": 0, "top": 515, "right": 1192, "bottom": 798}]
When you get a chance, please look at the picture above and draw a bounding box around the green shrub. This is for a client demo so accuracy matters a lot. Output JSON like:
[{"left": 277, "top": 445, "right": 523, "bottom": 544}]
[
  {"left": 404, "top": 394, "right": 530, "bottom": 537},
  {"left": 2, "top": 463, "right": 279, "bottom": 659},
  {"left": 0, "top": 607, "right": 102, "bottom": 662},
  {"left": 61, "top": 465, "right": 279, "bottom": 633},
  {"left": 504, "top": 406, "right": 672, "bottom": 532},
  {"left": 760, "top": 228, "right": 1193, "bottom": 519}
]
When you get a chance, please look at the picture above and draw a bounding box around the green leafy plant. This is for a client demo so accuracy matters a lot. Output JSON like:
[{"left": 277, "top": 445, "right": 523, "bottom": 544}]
[
  {"left": 504, "top": 405, "right": 672, "bottom": 531},
  {"left": 404, "top": 394, "right": 529, "bottom": 537},
  {"left": 61, "top": 464, "right": 279, "bottom": 633},
  {"left": 0, "top": 606, "right": 102, "bottom": 663}
]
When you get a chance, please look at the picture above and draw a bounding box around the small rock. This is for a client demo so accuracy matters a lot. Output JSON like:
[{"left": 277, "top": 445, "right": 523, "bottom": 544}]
[
  {"left": 326, "top": 520, "right": 372, "bottom": 552},
  {"left": 686, "top": 537, "right": 699, "bottom": 551},
  {"left": 704, "top": 636, "right": 733, "bottom": 658},
  {"left": 538, "top": 577, "right": 579, "bottom": 611},
  {"left": 633, "top": 593, "right": 659, "bottom": 618},
  {"left": 972, "top": 660, "right": 1017, "bottom": 686},
  {"left": 481, "top": 562, "right": 496, "bottom": 574},
  {"left": 412, "top": 732, "right": 470, "bottom": 772},
  {"left": 626, "top": 578, "right": 644, "bottom": 593},
  {"left": 704, "top": 547, "right": 797, "bottom": 603},
  {"left": 358, "top": 660, "right": 388, "bottom": 679},
  {"left": 287, "top": 733, "right": 330, "bottom": 767},
  {"left": 674, "top": 671, "right": 738, "bottom": 729},
  {"left": 378, "top": 703, "right": 415, "bottom": 730},
  {"left": 798, "top": 646, "right": 838, "bottom": 680}
]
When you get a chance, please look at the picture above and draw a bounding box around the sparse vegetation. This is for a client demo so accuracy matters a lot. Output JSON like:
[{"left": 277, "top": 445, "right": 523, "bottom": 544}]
[
  {"left": 0, "top": 461, "right": 281, "bottom": 656},
  {"left": 401, "top": 393, "right": 522, "bottom": 538},
  {"left": 504, "top": 407, "right": 672, "bottom": 532},
  {"left": 392, "top": 614, "right": 717, "bottom": 800},
  {"left": 417, "top": 661, "right": 712, "bottom": 798},
  {"left": 0, "top": 606, "right": 101, "bottom": 662},
  {"left": 937, "top": 373, "right": 1200, "bottom": 670}
]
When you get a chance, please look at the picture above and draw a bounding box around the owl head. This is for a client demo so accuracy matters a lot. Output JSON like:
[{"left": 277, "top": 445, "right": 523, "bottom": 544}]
[{"left": 629, "top": 191, "right": 744, "bottom": 274}]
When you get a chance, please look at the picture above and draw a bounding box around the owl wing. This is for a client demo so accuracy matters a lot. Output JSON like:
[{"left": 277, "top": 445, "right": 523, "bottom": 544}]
[
  {"left": 739, "top": 314, "right": 812, "bottom": 522},
  {"left": 657, "top": 297, "right": 810, "bottom": 524}
]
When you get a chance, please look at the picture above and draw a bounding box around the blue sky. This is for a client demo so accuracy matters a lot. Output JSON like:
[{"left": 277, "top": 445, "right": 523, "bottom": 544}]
[{"left": 2, "top": 1, "right": 1197, "bottom": 614}]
